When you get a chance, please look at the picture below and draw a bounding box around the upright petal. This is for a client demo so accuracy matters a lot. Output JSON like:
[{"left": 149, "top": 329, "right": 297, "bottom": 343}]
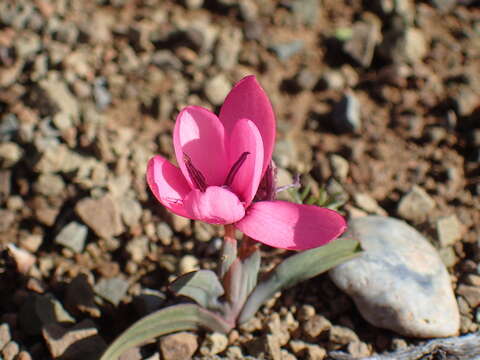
[
  {"left": 183, "top": 186, "right": 245, "bottom": 225},
  {"left": 227, "top": 119, "right": 264, "bottom": 205},
  {"left": 146, "top": 155, "right": 192, "bottom": 218},
  {"left": 173, "top": 106, "right": 229, "bottom": 188},
  {"left": 219, "top": 76, "right": 275, "bottom": 176},
  {"left": 236, "top": 201, "right": 347, "bottom": 250}
]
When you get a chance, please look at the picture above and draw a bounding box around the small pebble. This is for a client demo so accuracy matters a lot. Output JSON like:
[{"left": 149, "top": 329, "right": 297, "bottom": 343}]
[
  {"left": 329, "top": 154, "right": 349, "bottom": 182},
  {"left": 55, "top": 222, "right": 88, "bottom": 253},
  {"left": 436, "top": 214, "right": 463, "bottom": 247},
  {"left": 333, "top": 92, "right": 361, "bottom": 133},
  {"left": 302, "top": 315, "right": 332, "bottom": 339},
  {"left": 204, "top": 74, "right": 230, "bottom": 106},
  {"left": 179, "top": 255, "right": 199, "bottom": 274},
  {"left": 94, "top": 277, "right": 129, "bottom": 306},
  {"left": 199, "top": 332, "right": 228, "bottom": 356},
  {"left": 159, "top": 332, "right": 197, "bottom": 360},
  {"left": 397, "top": 185, "right": 435, "bottom": 223}
]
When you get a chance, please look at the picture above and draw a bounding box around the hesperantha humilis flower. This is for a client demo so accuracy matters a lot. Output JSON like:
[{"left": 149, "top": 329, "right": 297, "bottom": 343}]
[
  {"left": 101, "top": 76, "right": 359, "bottom": 360},
  {"left": 147, "top": 75, "right": 347, "bottom": 250}
]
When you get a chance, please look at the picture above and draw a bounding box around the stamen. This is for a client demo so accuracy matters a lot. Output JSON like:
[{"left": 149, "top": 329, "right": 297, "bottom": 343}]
[
  {"left": 183, "top": 153, "right": 207, "bottom": 192},
  {"left": 224, "top": 152, "right": 250, "bottom": 187}
]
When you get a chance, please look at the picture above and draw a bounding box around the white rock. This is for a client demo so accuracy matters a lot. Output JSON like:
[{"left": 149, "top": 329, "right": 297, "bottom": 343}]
[{"left": 329, "top": 216, "right": 459, "bottom": 338}]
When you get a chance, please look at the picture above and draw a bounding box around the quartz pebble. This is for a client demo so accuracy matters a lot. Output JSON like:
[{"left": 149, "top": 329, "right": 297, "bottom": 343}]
[{"left": 330, "top": 216, "right": 460, "bottom": 338}]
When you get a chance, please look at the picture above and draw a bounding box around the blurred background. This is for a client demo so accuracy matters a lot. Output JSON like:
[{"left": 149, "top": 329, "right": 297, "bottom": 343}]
[{"left": 0, "top": 0, "right": 479, "bottom": 359}]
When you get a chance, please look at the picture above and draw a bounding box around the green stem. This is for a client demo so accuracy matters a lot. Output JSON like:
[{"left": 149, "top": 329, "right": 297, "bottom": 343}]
[{"left": 219, "top": 224, "right": 237, "bottom": 279}]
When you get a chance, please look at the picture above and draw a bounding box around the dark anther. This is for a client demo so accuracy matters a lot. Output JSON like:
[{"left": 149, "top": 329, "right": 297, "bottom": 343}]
[
  {"left": 224, "top": 152, "right": 250, "bottom": 187},
  {"left": 183, "top": 153, "right": 207, "bottom": 192}
]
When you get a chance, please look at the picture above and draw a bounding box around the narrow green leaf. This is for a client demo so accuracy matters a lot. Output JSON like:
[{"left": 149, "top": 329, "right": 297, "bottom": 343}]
[
  {"left": 100, "top": 304, "right": 232, "bottom": 360},
  {"left": 169, "top": 270, "right": 224, "bottom": 309},
  {"left": 238, "top": 239, "right": 362, "bottom": 324}
]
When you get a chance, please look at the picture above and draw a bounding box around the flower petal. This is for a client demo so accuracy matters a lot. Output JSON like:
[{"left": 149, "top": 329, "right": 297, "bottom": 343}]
[
  {"left": 219, "top": 76, "right": 275, "bottom": 176},
  {"left": 183, "top": 186, "right": 245, "bottom": 225},
  {"left": 173, "top": 106, "right": 228, "bottom": 188},
  {"left": 235, "top": 201, "right": 347, "bottom": 250},
  {"left": 146, "top": 155, "right": 192, "bottom": 218},
  {"left": 227, "top": 119, "right": 264, "bottom": 206}
]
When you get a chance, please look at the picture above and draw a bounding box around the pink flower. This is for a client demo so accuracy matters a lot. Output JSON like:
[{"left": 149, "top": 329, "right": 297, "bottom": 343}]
[{"left": 147, "top": 76, "right": 346, "bottom": 250}]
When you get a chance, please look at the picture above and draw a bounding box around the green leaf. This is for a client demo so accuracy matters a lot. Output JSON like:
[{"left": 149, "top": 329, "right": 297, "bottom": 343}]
[
  {"left": 238, "top": 239, "right": 362, "bottom": 324},
  {"left": 242, "top": 249, "right": 261, "bottom": 298},
  {"left": 100, "top": 304, "right": 232, "bottom": 360},
  {"left": 169, "top": 270, "right": 224, "bottom": 310}
]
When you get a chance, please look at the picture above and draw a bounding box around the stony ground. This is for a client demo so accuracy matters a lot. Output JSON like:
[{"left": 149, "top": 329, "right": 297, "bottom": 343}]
[{"left": 0, "top": 0, "right": 479, "bottom": 359}]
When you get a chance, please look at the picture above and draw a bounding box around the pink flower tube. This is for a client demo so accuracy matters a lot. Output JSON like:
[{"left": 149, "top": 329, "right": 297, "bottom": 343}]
[{"left": 147, "top": 76, "right": 346, "bottom": 250}]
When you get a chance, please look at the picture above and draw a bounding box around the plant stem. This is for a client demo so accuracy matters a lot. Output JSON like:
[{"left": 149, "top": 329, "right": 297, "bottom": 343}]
[{"left": 219, "top": 224, "right": 237, "bottom": 279}]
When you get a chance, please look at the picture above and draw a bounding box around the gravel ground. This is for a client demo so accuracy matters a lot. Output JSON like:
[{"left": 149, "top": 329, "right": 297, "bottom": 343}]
[{"left": 0, "top": 0, "right": 479, "bottom": 359}]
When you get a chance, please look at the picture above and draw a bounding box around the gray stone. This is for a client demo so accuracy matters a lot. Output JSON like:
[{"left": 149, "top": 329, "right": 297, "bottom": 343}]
[
  {"left": 343, "top": 14, "right": 382, "bottom": 67},
  {"left": 0, "top": 114, "right": 19, "bottom": 142},
  {"left": 333, "top": 92, "right": 361, "bottom": 133},
  {"left": 329, "top": 216, "right": 460, "bottom": 338},
  {"left": 270, "top": 40, "right": 304, "bottom": 61},
  {"left": 397, "top": 185, "right": 435, "bottom": 223},
  {"left": 204, "top": 74, "right": 230, "bottom": 106},
  {"left": 94, "top": 277, "right": 129, "bottom": 306},
  {"left": 93, "top": 77, "right": 111, "bottom": 110},
  {"left": 294, "top": 68, "right": 319, "bottom": 91},
  {"left": 436, "top": 214, "right": 463, "bottom": 247},
  {"left": 380, "top": 27, "right": 428, "bottom": 64},
  {"left": 159, "top": 332, "right": 198, "bottom": 360},
  {"left": 55, "top": 221, "right": 88, "bottom": 253}
]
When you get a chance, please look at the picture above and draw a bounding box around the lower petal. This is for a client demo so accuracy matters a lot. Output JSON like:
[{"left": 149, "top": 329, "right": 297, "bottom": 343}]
[
  {"left": 235, "top": 201, "right": 347, "bottom": 250},
  {"left": 183, "top": 186, "right": 245, "bottom": 225},
  {"left": 146, "top": 155, "right": 192, "bottom": 218}
]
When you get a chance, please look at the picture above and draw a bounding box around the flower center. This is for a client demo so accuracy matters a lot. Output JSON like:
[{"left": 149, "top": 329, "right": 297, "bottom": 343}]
[{"left": 183, "top": 151, "right": 250, "bottom": 192}]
